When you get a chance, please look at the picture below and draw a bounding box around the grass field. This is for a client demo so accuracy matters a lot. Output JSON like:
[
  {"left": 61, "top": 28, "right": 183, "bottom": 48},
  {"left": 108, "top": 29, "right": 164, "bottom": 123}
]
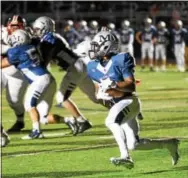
[{"left": 1, "top": 66, "right": 188, "bottom": 178}]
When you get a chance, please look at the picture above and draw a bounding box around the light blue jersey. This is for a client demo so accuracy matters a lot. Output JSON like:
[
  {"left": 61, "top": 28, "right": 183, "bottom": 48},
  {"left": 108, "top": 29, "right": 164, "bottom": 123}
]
[
  {"left": 87, "top": 52, "right": 135, "bottom": 84},
  {"left": 7, "top": 44, "right": 48, "bottom": 83}
]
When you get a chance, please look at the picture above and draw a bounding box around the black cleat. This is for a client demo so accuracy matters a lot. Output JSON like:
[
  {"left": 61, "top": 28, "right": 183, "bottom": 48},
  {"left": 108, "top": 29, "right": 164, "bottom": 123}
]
[
  {"left": 78, "top": 120, "right": 92, "bottom": 134},
  {"left": 65, "top": 120, "right": 79, "bottom": 136},
  {"left": 8, "top": 121, "right": 25, "bottom": 132}
]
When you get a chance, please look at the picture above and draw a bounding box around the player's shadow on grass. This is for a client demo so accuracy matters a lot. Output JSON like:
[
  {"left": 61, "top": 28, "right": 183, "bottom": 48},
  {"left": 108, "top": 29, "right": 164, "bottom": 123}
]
[
  {"left": 3, "top": 170, "right": 121, "bottom": 178},
  {"left": 142, "top": 165, "right": 188, "bottom": 175}
]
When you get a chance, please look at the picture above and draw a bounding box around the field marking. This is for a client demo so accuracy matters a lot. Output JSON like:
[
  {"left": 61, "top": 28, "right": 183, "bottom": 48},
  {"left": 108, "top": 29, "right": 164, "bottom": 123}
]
[
  {"left": 2, "top": 143, "right": 116, "bottom": 158},
  {"left": 2, "top": 132, "right": 188, "bottom": 159}
]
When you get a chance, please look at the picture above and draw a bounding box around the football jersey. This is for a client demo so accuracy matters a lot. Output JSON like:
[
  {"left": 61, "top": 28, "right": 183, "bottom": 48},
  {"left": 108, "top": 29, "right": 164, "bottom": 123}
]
[
  {"left": 38, "top": 32, "right": 79, "bottom": 70},
  {"left": 87, "top": 52, "right": 135, "bottom": 84},
  {"left": 156, "top": 28, "right": 169, "bottom": 44},
  {"left": 141, "top": 26, "right": 156, "bottom": 42},
  {"left": 171, "top": 28, "right": 187, "bottom": 44},
  {"left": 119, "top": 28, "right": 134, "bottom": 44},
  {"left": 7, "top": 44, "right": 48, "bottom": 83}
]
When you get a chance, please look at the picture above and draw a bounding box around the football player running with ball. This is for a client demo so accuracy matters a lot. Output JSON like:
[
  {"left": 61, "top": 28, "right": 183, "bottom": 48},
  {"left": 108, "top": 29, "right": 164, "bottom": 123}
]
[{"left": 87, "top": 31, "right": 180, "bottom": 168}]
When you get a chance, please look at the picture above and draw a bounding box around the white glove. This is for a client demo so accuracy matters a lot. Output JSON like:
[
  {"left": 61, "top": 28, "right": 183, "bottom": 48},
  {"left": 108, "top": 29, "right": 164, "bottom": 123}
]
[
  {"left": 96, "top": 87, "right": 113, "bottom": 100},
  {"left": 99, "top": 77, "right": 116, "bottom": 92}
]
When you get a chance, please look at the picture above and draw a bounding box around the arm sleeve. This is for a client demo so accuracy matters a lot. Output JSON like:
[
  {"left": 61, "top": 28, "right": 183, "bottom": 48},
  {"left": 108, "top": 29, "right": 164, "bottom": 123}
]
[
  {"left": 118, "top": 53, "right": 135, "bottom": 79},
  {"left": 7, "top": 48, "right": 19, "bottom": 65}
]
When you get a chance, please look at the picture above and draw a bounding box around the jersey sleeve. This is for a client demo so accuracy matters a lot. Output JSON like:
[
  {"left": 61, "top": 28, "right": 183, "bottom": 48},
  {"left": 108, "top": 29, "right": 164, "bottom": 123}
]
[
  {"left": 115, "top": 53, "right": 135, "bottom": 79},
  {"left": 7, "top": 48, "right": 20, "bottom": 65}
]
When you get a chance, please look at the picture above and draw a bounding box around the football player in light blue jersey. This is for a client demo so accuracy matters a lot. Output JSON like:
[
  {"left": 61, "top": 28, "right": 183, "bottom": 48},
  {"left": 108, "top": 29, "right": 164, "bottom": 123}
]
[
  {"left": 1, "top": 29, "right": 56, "bottom": 139},
  {"left": 87, "top": 31, "right": 180, "bottom": 168}
]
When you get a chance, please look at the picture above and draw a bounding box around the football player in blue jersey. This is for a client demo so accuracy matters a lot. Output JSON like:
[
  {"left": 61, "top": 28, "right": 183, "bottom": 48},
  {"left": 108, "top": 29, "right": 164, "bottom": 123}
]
[
  {"left": 136, "top": 18, "right": 157, "bottom": 71},
  {"left": 171, "top": 20, "right": 187, "bottom": 72},
  {"left": 119, "top": 20, "right": 134, "bottom": 57},
  {"left": 87, "top": 31, "right": 180, "bottom": 168},
  {"left": 1, "top": 29, "right": 56, "bottom": 139}
]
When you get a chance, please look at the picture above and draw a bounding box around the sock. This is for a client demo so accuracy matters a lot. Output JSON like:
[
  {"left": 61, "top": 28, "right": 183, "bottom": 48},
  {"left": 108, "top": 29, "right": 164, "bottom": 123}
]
[
  {"left": 64, "top": 116, "right": 75, "bottom": 124},
  {"left": 108, "top": 123, "right": 129, "bottom": 159},
  {"left": 16, "top": 113, "right": 24, "bottom": 122},
  {"left": 32, "top": 121, "right": 40, "bottom": 132},
  {"left": 76, "top": 116, "right": 86, "bottom": 123}
]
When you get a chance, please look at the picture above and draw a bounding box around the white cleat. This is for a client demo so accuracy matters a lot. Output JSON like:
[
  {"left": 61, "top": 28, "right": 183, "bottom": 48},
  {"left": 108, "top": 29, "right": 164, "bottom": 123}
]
[
  {"left": 1, "top": 132, "right": 10, "bottom": 147},
  {"left": 110, "top": 157, "right": 134, "bottom": 169},
  {"left": 167, "top": 139, "right": 180, "bottom": 165},
  {"left": 22, "top": 130, "right": 44, "bottom": 140}
]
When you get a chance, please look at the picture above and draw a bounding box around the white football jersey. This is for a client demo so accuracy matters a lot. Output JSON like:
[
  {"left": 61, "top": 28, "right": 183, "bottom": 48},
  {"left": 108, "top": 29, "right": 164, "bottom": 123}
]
[
  {"left": 1, "top": 26, "right": 20, "bottom": 76},
  {"left": 74, "top": 39, "right": 91, "bottom": 65}
]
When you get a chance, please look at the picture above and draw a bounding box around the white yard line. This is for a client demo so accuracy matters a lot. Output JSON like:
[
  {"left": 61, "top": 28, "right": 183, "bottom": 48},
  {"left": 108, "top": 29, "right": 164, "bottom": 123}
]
[{"left": 2, "top": 133, "right": 188, "bottom": 159}]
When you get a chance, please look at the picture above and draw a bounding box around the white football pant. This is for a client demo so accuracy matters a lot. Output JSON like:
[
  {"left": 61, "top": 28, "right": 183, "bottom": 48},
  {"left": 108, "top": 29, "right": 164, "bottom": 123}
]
[{"left": 174, "top": 43, "right": 185, "bottom": 72}]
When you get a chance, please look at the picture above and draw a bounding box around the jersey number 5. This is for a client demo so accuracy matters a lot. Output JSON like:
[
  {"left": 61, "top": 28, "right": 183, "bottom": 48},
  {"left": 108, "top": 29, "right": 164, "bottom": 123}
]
[{"left": 26, "top": 48, "right": 41, "bottom": 66}]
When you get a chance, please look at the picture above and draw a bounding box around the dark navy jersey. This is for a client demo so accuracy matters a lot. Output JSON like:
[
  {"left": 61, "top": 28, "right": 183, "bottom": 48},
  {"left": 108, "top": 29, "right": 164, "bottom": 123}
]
[
  {"left": 87, "top": 52, "right": 135, "bottom": 84},
  {"left": 39, "top": 32, "right": 79, "bottom": 70},
  {"left": 7, "top": 44, "right": 48, "bottom": 83},
  {"left": 156, "top": 28, "right": 169, "bottom": 44},
  {"left": 141, "top": 26, "right": 156, "bottom": 42},
  {"left": 119, "top": 28, "right": 134, "bottom": 44},
  {"left": 171, "top": 28, "right": 187, "bottom": 44},
  {"left": 64, "top": 28, "right": 82, "bottom": 48}
]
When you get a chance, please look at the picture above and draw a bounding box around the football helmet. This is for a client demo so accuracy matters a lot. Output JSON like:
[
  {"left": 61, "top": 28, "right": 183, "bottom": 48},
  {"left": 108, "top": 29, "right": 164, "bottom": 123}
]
[
  {"left": 107, "top": 23, "right": 116, "bottom": 30},
  {"left": 158, "top": 21, "right": 166, "bottom": 30},
  {"left": 121, "top": 20, "right": 130, "bottom": 30},
  {"left": 32, "top": 16, "right": 55, "bottom": 37},
  {"left": 175, "top": 20, "right": 183, "bottom": 29},
  {"left": 89, "top": 31, "right": 119, "bottom": 59},
  {"left": 7, "top": 15, "right": 25, "bottom": 34},
  {"left": 8, "top": 29, "right": 31, "bottom": 47},
  {"left": 90, "top": 20, "right": 98, "bottom": 30}
]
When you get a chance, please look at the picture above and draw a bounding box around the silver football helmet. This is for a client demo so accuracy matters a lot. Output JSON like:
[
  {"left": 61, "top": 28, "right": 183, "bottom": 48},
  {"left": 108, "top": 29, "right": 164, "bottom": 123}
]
[
  {"left": 32, "top": 16, "right": 55, "bottom": 38},
  {"left": 158, "top": 21, "right": 166, "bottom": 30},
  {"left": 107, "top": 23, "right": 116, "bottom": 31},
  {"left": 90, "top": 20, "right": 98, "bottom": 30},
  {"left": 121, "top": 20, "right": 130, "bottom": 30},
  {"left": 89, "top": 31, "right": 119, "bottom": 60},
  {"left": 8, "top": 29, "right": 31, "bottom": 47}
]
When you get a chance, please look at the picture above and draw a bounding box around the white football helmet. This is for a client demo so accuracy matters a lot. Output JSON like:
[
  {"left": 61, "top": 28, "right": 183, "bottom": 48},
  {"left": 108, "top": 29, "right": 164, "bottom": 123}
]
[
  {"left": 90, "top": 20, "right": 98, "bottom": 30},
  {"left": 32, "top": 16, "right": 55, "bottom": 37},
  {"left": 89, "top": 31, "right": 119, "bottom": 59},
  {"left": 8, "top": 29, "right": 31, "bottom": 47}
]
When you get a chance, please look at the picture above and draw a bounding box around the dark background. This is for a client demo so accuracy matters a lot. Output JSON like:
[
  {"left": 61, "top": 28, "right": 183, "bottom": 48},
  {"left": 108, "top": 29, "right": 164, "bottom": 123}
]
[{"left": 2, "top": 1, "right": 188, "bottom": 61}]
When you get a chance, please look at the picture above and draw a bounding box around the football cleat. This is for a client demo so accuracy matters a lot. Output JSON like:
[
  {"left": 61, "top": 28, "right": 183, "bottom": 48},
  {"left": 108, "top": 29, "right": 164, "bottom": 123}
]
[
  {"left": 1, "top": 131, "right": 10, "bottom": 147},
  {"left": 65, "top": 119, "right": 79, "bottom": 136},
  {"left": 78, "top": 120, "right": 92, "bottom": 134},
  {"left": 8, "top": 121, "right": 25, "bottom": 132},
  {"left": 167, "top": 138, "right": 180, "bottom": 165},
  {"left": 22, "top": 130, "right": 44, "bottom": 140},
  {"left": 110, "top": 157, "right": 134, "bottom": 169}
]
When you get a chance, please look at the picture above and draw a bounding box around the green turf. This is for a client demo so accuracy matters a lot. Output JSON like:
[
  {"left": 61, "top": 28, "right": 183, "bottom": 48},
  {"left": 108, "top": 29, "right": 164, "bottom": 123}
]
[{"left": 2, "top": 66, "right": 188, "bottom": 178}]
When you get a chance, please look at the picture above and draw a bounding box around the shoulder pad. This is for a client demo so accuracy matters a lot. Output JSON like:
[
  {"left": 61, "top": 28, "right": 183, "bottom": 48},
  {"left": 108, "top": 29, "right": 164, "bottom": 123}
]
[{"left": 42, "top": 32, "right": 55, "bottom": 44}]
